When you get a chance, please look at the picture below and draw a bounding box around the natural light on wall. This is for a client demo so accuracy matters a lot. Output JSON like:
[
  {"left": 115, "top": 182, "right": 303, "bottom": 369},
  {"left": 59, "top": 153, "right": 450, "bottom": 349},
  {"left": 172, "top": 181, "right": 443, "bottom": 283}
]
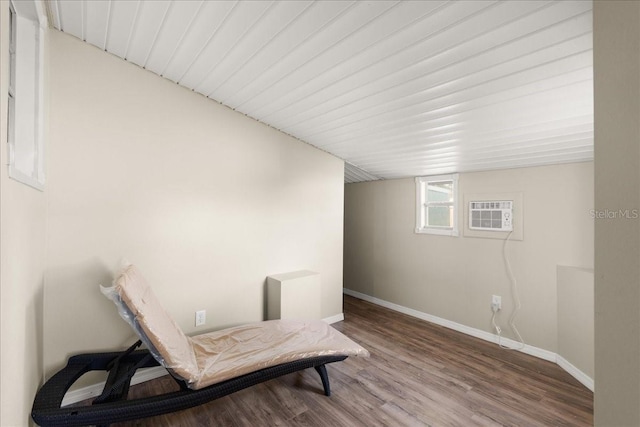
[{"left": 7, "top": 0, "right": 46, "bottom": 190}]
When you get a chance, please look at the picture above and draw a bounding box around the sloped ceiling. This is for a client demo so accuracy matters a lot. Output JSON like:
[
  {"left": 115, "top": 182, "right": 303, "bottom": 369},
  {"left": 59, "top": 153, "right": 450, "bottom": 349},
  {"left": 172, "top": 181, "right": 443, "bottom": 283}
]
[{"left": 48, "top": 0, "right": 593, "bottom": 183}]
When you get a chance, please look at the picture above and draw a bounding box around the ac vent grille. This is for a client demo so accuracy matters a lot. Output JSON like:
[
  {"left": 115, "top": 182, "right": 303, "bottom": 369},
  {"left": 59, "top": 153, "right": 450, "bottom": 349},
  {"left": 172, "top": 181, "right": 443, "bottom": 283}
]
[{"left": 469, "top": 200, "right": 513, "bottom": 231}]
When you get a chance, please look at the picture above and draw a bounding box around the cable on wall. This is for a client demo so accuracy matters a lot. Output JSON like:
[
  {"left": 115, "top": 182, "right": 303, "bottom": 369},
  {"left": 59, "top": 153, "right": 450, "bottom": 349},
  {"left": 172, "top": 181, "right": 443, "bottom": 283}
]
[{"left": 494, "top": 230, "right": 525, "bottom": 350}]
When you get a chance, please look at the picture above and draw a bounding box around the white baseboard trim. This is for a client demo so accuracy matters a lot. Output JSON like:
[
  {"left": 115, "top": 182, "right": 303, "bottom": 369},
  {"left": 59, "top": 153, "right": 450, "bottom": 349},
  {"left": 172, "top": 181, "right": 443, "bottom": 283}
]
[
  {"left": 61, "top": 366, "right": 168, "bottom": 407},
  {"left": 323, "top": 313, "right": 345, "bottom": 324},
  {"left": 557, "top": 354, "right": 594, "bottom": 392},
  {"left": 343, "top": 288, "right": 594, "bottom": 390}
]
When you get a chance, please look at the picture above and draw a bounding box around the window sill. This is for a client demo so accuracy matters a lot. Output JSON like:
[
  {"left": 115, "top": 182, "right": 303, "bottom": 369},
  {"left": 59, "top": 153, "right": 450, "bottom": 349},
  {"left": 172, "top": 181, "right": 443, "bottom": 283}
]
[{"left": 415, "top": 227, "right": 459, "bottom": 237}]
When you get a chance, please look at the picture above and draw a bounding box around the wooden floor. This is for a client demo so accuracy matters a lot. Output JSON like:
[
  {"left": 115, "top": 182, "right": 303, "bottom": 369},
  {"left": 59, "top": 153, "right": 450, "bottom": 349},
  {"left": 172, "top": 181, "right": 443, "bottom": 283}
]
[{"left": 107, "top": 295, "right": 593, "bottom": 426}]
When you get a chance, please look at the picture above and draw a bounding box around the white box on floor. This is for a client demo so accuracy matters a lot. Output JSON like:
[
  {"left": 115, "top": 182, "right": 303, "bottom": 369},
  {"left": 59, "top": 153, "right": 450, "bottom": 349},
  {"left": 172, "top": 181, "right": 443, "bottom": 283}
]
[{"left": 266, "top": 270, "right": 321, "bottom": 320}]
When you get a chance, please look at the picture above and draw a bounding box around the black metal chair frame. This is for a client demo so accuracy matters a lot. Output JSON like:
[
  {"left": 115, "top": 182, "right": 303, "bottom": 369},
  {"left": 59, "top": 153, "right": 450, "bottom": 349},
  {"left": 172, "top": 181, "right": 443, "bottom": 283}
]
[{"left": 31, "top": 340, "right": 347, "bottom": 426}]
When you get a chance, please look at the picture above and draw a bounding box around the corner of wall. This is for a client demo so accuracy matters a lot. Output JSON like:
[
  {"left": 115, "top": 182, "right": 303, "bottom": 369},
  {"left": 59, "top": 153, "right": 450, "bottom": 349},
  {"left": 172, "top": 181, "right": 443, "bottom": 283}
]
[{"left": 0, "top": 1, "right": 48, "bottom": 424}]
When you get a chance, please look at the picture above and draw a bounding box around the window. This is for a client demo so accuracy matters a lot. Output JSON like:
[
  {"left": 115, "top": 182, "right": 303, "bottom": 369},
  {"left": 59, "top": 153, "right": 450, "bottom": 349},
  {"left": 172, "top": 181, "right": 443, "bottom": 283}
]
[
  {"left": 8, "top": 4, "right": 16, "bottom": 153},
  {"left": 7, "top": 0, "right": 46, "bottom": 190},
  {"left": 415, "top": 174, "right": 459, "bottom": 236}
]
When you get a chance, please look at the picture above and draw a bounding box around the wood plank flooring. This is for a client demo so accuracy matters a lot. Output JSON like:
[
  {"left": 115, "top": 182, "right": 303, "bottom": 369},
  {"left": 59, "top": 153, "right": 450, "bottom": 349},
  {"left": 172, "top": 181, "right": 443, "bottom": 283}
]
[{"left": 105, "top": 295, "right": 593, "bottom": 426}]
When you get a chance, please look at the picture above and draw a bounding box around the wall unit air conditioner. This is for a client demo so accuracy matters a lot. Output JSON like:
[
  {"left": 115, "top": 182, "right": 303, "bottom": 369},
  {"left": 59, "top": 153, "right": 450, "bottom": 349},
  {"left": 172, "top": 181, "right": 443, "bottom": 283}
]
[{"left": 469, "top": 200, "right": 513, "bottom": 231}]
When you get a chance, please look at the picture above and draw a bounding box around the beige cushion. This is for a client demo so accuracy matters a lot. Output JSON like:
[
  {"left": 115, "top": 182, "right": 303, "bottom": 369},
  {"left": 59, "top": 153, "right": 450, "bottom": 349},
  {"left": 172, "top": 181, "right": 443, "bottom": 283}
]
[
  {"left": 107, "top": 264, "right": 369, "bottom": 390},
  {"left": 190, "top": 318, "right": 369, "bottom": 389},
  {"left": 113, "top": 265, "right": 200, "bottom": 383}
]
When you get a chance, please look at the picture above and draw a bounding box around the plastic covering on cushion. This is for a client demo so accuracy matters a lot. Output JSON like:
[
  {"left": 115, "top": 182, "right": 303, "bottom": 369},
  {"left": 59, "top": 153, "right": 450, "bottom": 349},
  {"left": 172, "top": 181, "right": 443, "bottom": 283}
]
[
  {"left": 190, "top": 319, "right": 369, "bottom": 389},
  {"left": 101, "top": 264, "right": 200, "bottom": 385},
  {"left": 101, "top": 264, "right": 369, "bottom": 390}
]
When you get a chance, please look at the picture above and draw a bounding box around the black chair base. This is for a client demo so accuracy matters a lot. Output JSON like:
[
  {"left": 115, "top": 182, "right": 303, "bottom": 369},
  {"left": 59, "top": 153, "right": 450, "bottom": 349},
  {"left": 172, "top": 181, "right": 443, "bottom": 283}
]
[{"left": 32, "top": 347, "right": 347, "bottom": 426}]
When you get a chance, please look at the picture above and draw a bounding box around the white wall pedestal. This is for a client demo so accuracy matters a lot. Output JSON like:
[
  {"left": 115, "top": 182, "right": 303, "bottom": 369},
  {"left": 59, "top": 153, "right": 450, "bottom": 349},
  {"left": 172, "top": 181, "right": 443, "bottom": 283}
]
[{"left": 266, "top": 270, "right": 321, "bottom": 320}]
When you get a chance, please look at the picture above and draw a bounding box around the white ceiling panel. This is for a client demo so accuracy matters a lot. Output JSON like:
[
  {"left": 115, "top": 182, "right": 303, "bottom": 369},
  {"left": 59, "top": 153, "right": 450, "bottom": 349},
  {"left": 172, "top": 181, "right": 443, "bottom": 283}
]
[
  {"left": 213, "top": 1, "right": 355, "bottom": 105},
  {"left": 143, "top": 0, "right": 204, "bottom": 74},
  {"left": 195, "top": 1, "right": 314, "bottom": 97},
  {"left": 228, "top": 1, "right": 400, "bottom": 112},
  {"left": 177, "top": 1, "right": 274, "bottom": 89},
  {"left": 255, "top": 1, "right": 543, "bottom": 125},
  {"left": 123, "top": 0, "right": 171, "bottom": 66},
  {"left": 276, "top": 9, "right": 591, "bottom": 134},
  {"left": 54, "top": 0, "right": 83, "bottom": 39},
  {"left": 84, "top": 0, "right": 110, "bottom": 49},
  {"left": 49, "top": 0, "right": 594, "bottom": 182},
  {"left": 104, "top": 1, "right": 140, "bottom": 57},
  {"left": 302, "top": 64, "right": 593, "bottom": 150},
  {"left": 159, "top": 1, "right": 236, "bottom": 83}
]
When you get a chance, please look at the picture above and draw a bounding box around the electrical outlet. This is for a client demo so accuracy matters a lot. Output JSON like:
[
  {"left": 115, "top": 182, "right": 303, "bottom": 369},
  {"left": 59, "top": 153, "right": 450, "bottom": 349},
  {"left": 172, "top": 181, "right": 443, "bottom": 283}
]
[
  {"left": 491, "top": 295, "right": 502, "bottom": 311},
  {"left": 195, "top": 310, "right": 206, "bottom": 327}
]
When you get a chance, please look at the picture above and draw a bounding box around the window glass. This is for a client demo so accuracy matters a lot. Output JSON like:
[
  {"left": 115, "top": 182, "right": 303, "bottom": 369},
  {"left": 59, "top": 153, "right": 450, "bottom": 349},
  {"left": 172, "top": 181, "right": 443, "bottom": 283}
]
[{"left": 415, "top": 174, "right": 458, "bottom": 236}]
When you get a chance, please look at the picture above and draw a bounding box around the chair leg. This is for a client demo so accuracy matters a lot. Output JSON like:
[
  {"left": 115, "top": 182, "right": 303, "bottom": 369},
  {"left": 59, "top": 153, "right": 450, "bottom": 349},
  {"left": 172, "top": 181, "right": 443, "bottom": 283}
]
[{"left": 314, "top": 365, "right": 331, "bottom": 396}]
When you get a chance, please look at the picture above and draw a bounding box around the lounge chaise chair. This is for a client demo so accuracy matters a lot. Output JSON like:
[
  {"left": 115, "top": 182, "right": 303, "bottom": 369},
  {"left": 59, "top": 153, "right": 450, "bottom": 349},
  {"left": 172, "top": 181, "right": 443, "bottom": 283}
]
[{"left": 31, "top": 264, "right": 368, "bottom": 426}]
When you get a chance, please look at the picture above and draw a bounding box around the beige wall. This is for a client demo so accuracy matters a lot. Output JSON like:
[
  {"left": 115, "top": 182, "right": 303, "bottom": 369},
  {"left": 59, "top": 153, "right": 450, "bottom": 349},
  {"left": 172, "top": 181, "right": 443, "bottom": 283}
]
[
  {"left": 594, "top": 1, "right": 640, "bottom": 425},
  {"left": 3, "top": 2, "right": 637, "bottom": 425},
  {"left": 42, "top": 31, "right": 344, "bottom": 378},
  {"left": 0, "top": 1, "right": 48, "bottom": 425},
  {"left": 345, "top": 162, "right": 593, "bottom": 353},
  {"left": 557, "top": 266, "right": 594, "bottom": 379}
]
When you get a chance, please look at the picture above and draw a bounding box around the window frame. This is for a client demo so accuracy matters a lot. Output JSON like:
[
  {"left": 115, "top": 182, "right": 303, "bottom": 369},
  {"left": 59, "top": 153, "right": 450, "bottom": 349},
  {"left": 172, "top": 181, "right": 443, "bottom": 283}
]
[
  {"left": 8, "top": 4, "right": 17, "bottom": 164},
  {"left": 7, "top": 0, "right": 47, "bottom": 191},
  {"left": 415, "top": 173, "right": 459, "bottom": 237}
]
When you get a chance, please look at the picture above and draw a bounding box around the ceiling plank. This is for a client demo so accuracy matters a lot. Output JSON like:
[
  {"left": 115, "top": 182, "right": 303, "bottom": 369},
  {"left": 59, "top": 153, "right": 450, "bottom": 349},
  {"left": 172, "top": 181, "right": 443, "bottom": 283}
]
[{"left": 50, "top": 0, "right": 593, "bottom": 182}]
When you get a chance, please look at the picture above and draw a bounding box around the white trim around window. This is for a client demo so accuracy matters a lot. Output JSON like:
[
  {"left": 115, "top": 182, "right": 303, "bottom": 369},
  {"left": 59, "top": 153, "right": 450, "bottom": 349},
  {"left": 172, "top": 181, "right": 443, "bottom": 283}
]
[
  {"left": 7, "top": 0, "right": 47, "bottom": 191},
  {"left": 415, "top": 173, "right": 459, "bottom": 237}
]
